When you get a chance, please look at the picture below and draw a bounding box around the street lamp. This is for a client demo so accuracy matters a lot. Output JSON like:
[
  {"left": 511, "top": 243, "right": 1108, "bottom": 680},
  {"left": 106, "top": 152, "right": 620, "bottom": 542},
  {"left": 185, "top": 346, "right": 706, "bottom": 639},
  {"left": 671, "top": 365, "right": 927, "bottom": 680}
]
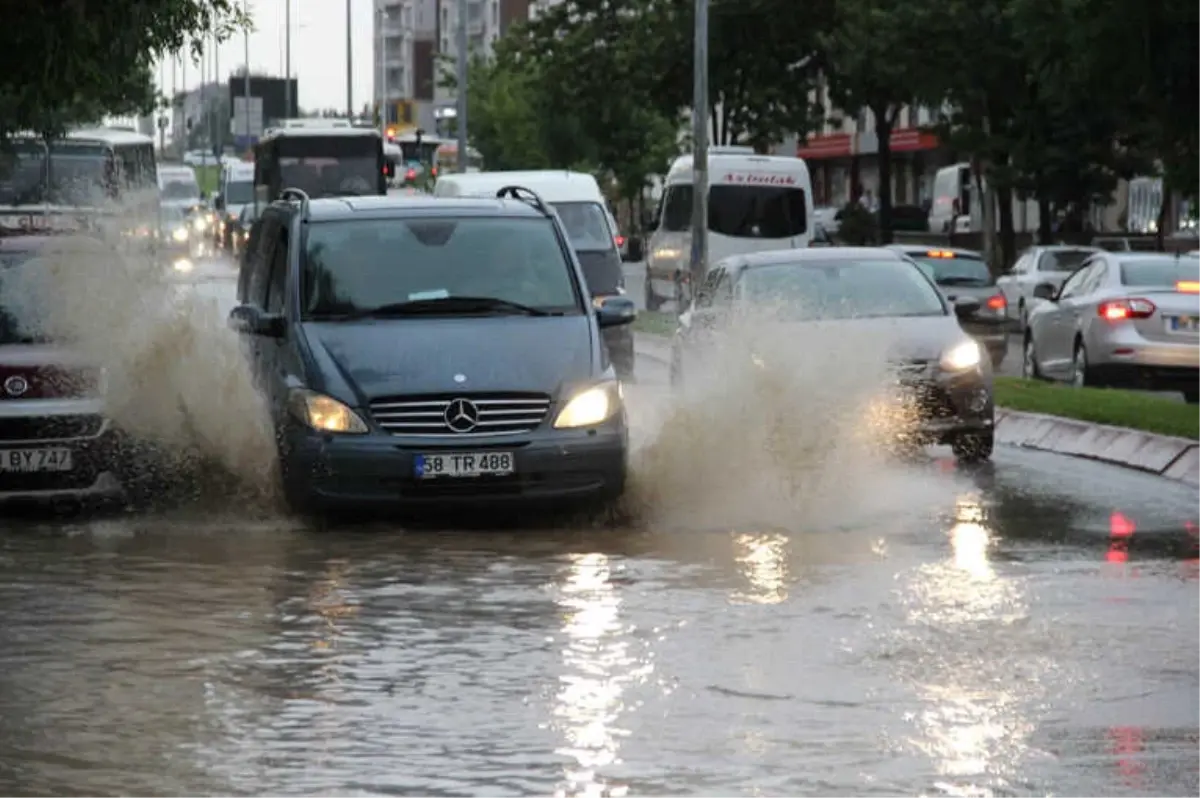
[{"left": 687, "top": 0, "right": 709, "bottom": 308}]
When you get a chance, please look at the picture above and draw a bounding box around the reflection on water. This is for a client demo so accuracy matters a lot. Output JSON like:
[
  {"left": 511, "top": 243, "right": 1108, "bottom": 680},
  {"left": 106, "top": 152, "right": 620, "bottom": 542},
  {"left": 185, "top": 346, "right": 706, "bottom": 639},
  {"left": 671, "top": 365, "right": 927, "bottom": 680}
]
[
  {"left": 903, "top": 493, "right": 1038, "bottom": 793},
  {"left": 551, "top": 553, "right": 651, "bottom": 798},
  {"left": 730, "top": 531, "right": 790, "bottom": 605}
]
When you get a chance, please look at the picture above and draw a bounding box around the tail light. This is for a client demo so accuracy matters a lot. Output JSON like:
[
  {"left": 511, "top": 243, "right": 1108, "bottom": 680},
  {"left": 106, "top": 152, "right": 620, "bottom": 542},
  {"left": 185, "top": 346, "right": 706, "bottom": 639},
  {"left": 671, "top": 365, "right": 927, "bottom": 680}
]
[
  {"left": 1176, "top": 280, "right": 1199, "bottom": 293},
  {"left": 431, "top": 166, "right": 438, "bottom": 177},
  {"left": 405, "top": 168, "right": 417, "bottom": 180},
  {"left": 1098, "top": 298, "right": 1156, "bottom": 321},
  {"left": 615, "top": 235, "right": 626, "bottom": 248},
  {"left": 985, "top": 294, "right": 1006, "bottom": 311}
]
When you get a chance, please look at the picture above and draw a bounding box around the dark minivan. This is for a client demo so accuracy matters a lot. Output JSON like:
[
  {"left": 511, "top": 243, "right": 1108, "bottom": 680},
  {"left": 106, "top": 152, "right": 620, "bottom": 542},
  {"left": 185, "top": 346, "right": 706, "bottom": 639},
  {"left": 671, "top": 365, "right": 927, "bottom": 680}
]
[{"left": 229, "top": 186, "right": 635, "bottom": 515}]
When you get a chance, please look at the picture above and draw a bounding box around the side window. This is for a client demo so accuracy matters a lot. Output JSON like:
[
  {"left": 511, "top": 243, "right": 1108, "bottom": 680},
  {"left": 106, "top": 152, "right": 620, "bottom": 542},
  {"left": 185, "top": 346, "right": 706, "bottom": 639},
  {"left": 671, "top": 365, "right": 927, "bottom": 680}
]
[
  {"left": 265, "top": 228, "right": 290, "bottom": 313},
  {"left": 1010, "top": 253, "right": 1030, "bottom": 274},
  {"left": 1079, "top": 261, "right": 1108, "bottom": 295},
  {"left": 247, "top": 215, "right": 280, "bottom": 307},
  {"left": 712, "top": 271, "right": 734, "bottom": 306},
  {"left": 661, "top": 185, "right": 693, "bottom": 232},
  {"left": 237, "top": 216, "right": 264, "bottom": 302},
  {"left": 1057, "top": 263, "right": 1094, "bottom": 299}
]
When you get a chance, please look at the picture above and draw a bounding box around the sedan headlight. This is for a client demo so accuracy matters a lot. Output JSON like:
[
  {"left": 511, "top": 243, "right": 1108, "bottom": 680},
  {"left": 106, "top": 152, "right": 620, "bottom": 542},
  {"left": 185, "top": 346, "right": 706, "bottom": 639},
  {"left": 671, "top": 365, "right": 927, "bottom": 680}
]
[
  {"left": 287, "top": 388, "right": 369, "bottom": 434},
  {"left": 940, "top": 339, "right": 981, "bottom": 371},
  {"left": 553, "top": 382, "right": 622, "bottom": 429},
  {"left": 652, "top": 247, "right": 682, "bottom": 261},
  {"left": 172, "top": 227, "right": 189, "bottom": 242},
  {"left": 193, "top": 216, "right": 208, "bottom": 232}
]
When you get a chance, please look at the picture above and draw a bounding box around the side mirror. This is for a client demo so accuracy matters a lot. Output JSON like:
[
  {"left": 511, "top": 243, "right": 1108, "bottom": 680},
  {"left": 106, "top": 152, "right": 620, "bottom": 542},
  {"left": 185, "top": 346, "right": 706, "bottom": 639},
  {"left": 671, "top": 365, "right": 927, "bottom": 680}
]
[
  {"left": 1032, "top": 282, "right": 1057, "bottom": 301},
  {"left": 228, "top": 304, "right": 285, "bottom": 337},
  {"left": 595, "top": 295, "right": 637, "bottom": 329},
  {"left": 953, "top": 297, "right": 982, "bottom": 319},
  {"left": 213, "top": 194, "right": 225, "bottom": 211},
  {"left": 624, "top": 236, "right": 644, "bottom": 262}
]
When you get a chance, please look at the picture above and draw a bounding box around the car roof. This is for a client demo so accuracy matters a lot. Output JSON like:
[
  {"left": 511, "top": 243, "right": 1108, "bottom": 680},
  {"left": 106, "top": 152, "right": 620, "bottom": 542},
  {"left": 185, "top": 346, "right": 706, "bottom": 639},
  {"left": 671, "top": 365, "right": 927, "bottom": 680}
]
[
  {"left": 885, "top": 244, "right": 983, "bottom": 258},
  {"left": 296, "top": 194, "right": 550, "bottom": 222},
  {"left": 1033, "top": 244, "right": 1101, "bottom": 252},
  {"left": 434, "top": 171, "right": 602, "bottom": 203}
]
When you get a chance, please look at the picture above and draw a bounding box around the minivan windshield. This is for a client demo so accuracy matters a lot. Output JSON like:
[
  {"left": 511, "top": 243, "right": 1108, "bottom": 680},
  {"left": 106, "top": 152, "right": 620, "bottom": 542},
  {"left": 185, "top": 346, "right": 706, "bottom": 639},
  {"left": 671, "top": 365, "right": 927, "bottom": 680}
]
[
  {"left": 302, "top": 217, "right": 582, "bottom": 318},
  {"left": 739, "top": 259, "right": 947, "bottom": 320}
]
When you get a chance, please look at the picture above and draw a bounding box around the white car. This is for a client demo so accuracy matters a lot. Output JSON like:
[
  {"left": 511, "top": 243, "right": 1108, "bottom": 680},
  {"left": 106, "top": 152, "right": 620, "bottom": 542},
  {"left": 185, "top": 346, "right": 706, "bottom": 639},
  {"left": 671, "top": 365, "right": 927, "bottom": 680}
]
[{"left": 997, "top": 245, "right": 1100, "bottom": 327}]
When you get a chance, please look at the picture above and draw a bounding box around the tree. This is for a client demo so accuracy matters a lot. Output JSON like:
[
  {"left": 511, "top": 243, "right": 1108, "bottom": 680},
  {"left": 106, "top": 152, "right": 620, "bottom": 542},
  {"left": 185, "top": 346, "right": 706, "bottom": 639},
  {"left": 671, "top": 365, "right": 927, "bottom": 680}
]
[
  {"left": 0, "top": 0, "right": 248, "bottom": 142},
  {"left": 817, "top": 0, "right": 941, "bottom": 242}
]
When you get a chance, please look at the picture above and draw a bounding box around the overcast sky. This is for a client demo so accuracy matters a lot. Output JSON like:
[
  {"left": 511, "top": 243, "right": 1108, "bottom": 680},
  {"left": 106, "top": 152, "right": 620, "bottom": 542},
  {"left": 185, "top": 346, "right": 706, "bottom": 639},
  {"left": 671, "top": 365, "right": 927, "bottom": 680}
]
[{"left": 155, "top": 0, "right": 376, "bottom": 112}]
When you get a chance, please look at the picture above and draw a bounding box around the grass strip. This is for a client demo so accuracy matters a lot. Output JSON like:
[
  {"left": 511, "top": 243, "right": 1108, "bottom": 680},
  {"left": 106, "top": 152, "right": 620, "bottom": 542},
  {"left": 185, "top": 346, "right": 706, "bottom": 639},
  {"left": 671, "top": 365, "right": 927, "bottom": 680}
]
[
  {"left": 994, "top": 376, "right": 1198, "bottom": 439},
  {"left": 632, "top": 310, "right": 677, "bottom": 337}
]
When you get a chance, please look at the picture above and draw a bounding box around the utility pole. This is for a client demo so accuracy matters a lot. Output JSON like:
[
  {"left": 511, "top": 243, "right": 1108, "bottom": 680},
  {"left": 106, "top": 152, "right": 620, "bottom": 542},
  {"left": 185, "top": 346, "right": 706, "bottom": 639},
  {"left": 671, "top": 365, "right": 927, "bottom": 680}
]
[
  {"left": 378, "top": 7, "right": 388, "bottom": 137},
  {"left": 455, "top": 0, "right": 468, "bottom": 172},
  {"left": 687, "top": 0, "right": 710, "bottom": 308},
  {"left": 345, "top": 0, "right": 353, "bottom": 118},
  {"left": 199, "top": 41, "right": 208, "bottom": 171},
  {"left": 243, "top": 0, "right": 251, "bottom": 146},
  {"left": 213, "top": 26, "right": 221, "bottom": 157},
  {"left": 284, "top": 0, "right": 292, "bottom": 117}
]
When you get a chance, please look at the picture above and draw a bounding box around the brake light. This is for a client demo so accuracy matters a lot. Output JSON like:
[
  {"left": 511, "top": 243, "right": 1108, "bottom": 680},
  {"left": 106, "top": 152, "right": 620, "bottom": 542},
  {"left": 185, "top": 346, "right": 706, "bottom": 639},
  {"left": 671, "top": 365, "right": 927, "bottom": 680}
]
[
  {"left": 405, "top": 168, "right": 416, "bottom": 180},
  {"left": 431, "top": 166, "right": 438, "bottom": 177},
  {"left": 926, "top": 249, "right": 955, "bottom": 258},
  {"left": 1177, "top": 280, "right": 1199, "bottom": 293},
  {"left": 615, "top": 235, "right": 626, "bottom": 248},
  {"left": 1098, "top": 298, "right": 1156, "bottom": 321},
  {"left": 986, "top": 294, "right": 1006, "bottom": 311}
]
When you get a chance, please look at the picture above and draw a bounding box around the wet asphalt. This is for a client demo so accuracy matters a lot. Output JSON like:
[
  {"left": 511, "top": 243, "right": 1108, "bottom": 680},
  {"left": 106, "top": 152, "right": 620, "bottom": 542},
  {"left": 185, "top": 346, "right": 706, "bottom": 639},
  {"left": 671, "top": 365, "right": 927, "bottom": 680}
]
[{"left": 0, "top": 266, "right": 1195, "bottom": 796}]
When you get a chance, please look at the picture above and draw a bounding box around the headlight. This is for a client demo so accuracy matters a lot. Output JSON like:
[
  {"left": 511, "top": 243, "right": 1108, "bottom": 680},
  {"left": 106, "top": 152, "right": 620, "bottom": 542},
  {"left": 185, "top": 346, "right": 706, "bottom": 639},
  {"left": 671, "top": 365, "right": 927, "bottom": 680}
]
[
  {"left": 172, "top": 257, "right": 193, "bottom": 272},
  {"left": 553, "top": 382, "right": 621, "bottom": 429},
  {"left": 940, "top": 339, "right": 981, "bottom": 371},
  {"left": 287, "top": 389, "right": 369, "bottom": 434},
  {"left": 653, "top": 247, "right": 682, "bottom": 261},
  {"left": 193, "top": 217, "right": 208, "bottom": 232},
  {"left": 172, "top": 227, "right": 189, "bottom": 242}
]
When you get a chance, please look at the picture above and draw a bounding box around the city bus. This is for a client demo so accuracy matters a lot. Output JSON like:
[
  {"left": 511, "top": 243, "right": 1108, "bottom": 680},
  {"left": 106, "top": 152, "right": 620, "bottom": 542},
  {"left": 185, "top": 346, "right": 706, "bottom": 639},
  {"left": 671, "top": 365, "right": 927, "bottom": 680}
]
[
  {"left": 252, "top": 127, "right": 388, "bottom": 205},
  {"left": 0, "top": 128, "right": 159, "bottom": 233}
]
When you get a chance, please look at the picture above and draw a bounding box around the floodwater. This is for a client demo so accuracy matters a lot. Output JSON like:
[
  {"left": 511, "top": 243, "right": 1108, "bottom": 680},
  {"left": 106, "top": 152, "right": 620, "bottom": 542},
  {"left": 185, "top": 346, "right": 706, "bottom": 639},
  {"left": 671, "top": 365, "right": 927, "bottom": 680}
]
[{"left": 0, "top": 261, "right": 1196, "bottom": 796}]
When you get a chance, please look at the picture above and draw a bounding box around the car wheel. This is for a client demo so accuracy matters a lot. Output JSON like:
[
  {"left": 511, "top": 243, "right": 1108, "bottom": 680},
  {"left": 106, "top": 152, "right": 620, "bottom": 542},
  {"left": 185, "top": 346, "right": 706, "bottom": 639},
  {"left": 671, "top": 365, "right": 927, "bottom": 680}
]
[
  {"left": 952, "top": 431, "right": 994, "bottom": 463},
  {"left": 1184, "top": 390, "right": 1198, "bottom": 404},
  {"left": 1071, "top": 340, "right": 1092, "bottom": 388},
  {"left": 1022, "top": 334, "right": 1043, "bottom": 379}
]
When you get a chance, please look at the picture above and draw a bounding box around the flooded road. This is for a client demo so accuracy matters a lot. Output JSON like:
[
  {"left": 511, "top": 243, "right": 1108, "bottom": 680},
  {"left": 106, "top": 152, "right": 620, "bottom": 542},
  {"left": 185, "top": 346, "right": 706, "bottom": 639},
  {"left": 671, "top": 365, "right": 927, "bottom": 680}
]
[{"left": 0, "top": 271, "right": 1197, "bottom": 796}]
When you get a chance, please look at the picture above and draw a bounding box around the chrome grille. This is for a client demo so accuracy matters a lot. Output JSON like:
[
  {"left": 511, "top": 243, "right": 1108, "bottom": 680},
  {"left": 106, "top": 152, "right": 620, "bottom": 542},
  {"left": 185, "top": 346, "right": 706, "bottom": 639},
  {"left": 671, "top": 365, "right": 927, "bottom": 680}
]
[{"left": 370, "top": 393, "right": 552, "bottom": 436}]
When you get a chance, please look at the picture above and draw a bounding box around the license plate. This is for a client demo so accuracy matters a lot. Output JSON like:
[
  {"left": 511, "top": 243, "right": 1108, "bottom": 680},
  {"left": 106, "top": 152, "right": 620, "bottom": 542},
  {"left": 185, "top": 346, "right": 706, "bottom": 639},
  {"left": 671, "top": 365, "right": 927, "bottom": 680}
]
[
  {"left": 1167, "top": 315, "right": 1199, "bottom": 333},
  {"left": 414, "top": 451, "right": 515, "bottom": 479},
  {"left": 0, "top": 447, "right": 73, "bottom": 473}
]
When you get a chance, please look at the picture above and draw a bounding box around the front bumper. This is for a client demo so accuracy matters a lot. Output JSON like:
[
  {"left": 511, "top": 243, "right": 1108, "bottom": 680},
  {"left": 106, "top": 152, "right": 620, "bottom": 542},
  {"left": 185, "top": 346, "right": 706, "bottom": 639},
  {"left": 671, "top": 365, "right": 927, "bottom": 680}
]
[
  {"left": 280, "top": 419, "right": 629, "bottom": 511},
  {"left": 0, "top": 421, "right": 127, "bottom": 504},
  {"left": 873, "top": 367, "right": 995, "bottom": 445}
]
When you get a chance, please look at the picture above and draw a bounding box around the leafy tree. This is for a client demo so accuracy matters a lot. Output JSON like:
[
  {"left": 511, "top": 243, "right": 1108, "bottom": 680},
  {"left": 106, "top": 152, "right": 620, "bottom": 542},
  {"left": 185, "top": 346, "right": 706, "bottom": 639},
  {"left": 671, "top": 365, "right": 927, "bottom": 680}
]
[
  {"left": 0, "top": 0, "right": 248, "bottom": 142},
  {"left": 817, "top": 0, "right": 941, "bottom": 242}
]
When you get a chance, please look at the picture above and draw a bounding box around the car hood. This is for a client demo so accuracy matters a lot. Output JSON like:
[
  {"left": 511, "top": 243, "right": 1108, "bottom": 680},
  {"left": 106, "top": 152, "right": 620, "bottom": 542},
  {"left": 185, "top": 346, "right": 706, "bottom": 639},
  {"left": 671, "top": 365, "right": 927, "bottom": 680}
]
[
  {"left": 301, "top": 316, "right": 596, "bottom": 405},
  {"left": 769, "top": 315, "right": 969, "bottom": 362}
]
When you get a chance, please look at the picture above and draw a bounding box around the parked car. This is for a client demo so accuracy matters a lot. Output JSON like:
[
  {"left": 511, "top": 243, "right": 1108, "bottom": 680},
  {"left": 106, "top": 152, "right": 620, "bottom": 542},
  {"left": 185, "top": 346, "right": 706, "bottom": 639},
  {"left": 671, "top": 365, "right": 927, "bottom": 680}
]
[
  {"left": 997, "top": 245, "right": 1101, "bottom": 327},
  {"left": 1022, "top": 251, "right": 1200, "bottom": 402},
  {"left": 668, "top": 247, "right": 995, "bottom": 462},
  {"left": 886, "top": 245, "right": 1008, "bottom": 367},
  {"left": 228, "top": 186, "right": 636, "bottom": 515}
]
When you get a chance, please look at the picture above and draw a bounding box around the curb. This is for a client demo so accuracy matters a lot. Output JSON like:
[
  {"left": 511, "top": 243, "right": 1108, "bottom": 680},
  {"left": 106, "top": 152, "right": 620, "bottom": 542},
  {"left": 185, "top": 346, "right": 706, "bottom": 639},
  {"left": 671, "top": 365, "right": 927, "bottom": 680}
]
[
  {"left": 635, "top": 333, "right": 1198, "bottom": 486},
  {"left": 995, "top": 409, "right": 1199, "bottom": 486}
]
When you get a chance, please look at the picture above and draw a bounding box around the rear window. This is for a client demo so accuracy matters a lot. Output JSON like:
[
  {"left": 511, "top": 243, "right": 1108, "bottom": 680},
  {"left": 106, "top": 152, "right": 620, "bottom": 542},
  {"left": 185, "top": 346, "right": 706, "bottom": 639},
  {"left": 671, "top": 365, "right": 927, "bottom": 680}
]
[
  {"left": 907, "top": 251, "right": 990, "bottom": 285},
  {"left": 551, "top": 201, "right": 614, "bottom": 252},
  {"left": 1119, "top": 257, "right": 1200, "bottom": 287},
  {"left": 738, "top": 259, "right": 946, "bottom": 320},
  {"left": 1038, "top": 249, "right": 1094, "bottom": 272},
  {"left": 301, "top": 217, "right": 582, "bottom": 317}
]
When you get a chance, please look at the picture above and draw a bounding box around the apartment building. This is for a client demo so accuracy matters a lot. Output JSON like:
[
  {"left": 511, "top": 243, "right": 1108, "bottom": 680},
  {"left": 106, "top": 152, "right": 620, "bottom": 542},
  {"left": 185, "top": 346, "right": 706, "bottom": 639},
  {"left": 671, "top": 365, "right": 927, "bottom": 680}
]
[
  {"left": 798, "top": 80, "right": 954, "bottom": 210},
  {"left": 375, "top": 0, "right": 535, "bottom": 133}
]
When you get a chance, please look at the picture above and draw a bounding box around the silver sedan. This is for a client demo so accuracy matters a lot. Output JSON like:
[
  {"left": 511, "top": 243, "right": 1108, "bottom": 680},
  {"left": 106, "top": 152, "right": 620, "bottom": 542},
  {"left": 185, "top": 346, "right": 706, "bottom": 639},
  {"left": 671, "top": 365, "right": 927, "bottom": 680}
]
[
  {"left": 996, "top": 245, "right": 1100, "bottom": 327},
  {"left": 1022, "top": 251, "right": 1200, "bottom": 402}
]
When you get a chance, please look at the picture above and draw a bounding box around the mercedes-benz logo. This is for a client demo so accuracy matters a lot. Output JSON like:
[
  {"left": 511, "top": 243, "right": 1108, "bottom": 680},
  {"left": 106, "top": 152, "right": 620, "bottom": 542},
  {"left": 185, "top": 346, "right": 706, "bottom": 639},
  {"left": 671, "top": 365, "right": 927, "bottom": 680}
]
[
  {"left": 444, "top": 397, "right": 479, "bottom": 433},
  {"left": 3, "top": 375, "right": 28, "bottom": 397}
]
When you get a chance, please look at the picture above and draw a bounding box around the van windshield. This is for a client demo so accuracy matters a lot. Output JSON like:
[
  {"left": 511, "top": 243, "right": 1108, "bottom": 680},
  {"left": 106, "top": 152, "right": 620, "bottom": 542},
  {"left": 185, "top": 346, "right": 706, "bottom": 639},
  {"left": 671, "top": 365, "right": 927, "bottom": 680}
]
[{"left": 658, "top": 183, "right": 808, "bottom": 238}]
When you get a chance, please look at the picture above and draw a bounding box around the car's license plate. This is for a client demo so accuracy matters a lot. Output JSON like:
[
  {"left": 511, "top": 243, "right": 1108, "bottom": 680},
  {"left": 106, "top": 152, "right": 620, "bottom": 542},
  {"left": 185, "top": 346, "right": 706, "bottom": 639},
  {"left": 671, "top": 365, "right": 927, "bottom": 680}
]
[
  {"left": 0, "top": 447, "right": 73, "bottom": 473},
  {"left": 1167, "top": 315, "right": 1199, "bottom": 333},
  {"left": 414, "top": 451, "right": 515, "bottom": 479}
]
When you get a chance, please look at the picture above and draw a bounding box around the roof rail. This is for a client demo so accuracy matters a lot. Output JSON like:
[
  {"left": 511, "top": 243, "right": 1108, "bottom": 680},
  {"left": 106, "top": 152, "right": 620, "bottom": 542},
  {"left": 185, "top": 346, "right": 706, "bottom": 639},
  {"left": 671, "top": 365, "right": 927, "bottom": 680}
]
[
  {"left": 279, "top": 187, "right": 311, "bottom": 220},
  {"left": 495, "top": 185, "right": 551, "bottom": 217}
]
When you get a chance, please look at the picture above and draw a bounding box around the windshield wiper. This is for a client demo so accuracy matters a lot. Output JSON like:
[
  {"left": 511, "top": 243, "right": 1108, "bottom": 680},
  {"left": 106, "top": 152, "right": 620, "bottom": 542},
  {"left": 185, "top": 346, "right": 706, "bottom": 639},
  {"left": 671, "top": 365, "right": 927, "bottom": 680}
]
[
  {"left": 936, "top": 276, "right": 990, "bottom": 286},
  {"left": 336, "top": 295, "right": 559, "bottom": 320}
]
